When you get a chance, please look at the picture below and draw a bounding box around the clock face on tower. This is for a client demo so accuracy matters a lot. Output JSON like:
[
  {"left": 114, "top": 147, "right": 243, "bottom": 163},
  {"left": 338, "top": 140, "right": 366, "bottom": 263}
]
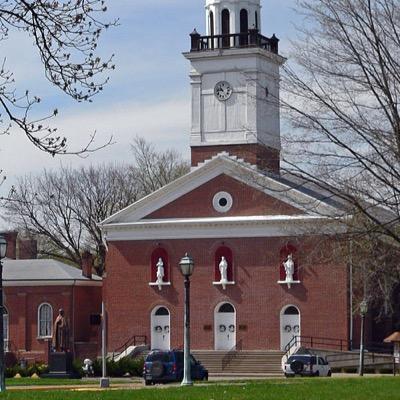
[{"left": 214, "top": 81, "right": 233, "bottom": 101}]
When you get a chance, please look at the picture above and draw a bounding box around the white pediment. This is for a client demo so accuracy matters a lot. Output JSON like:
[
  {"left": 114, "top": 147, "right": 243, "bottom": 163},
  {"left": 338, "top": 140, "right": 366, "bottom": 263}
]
[{"left": 100, "top": 152, "right": 342, "bottom": 227}]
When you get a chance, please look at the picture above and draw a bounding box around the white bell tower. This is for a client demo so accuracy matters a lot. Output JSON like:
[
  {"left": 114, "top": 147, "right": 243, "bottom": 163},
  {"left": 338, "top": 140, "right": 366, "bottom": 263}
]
[{"left": 184, "top": 0, "right": 285, "bottom": 172}]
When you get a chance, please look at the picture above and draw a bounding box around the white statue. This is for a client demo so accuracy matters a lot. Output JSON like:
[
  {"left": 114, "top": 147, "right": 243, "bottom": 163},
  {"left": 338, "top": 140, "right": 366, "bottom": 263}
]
[
  {"left": 283, "top": 254, "right": 295, "bottom": 288},
  {"left": 156, "top": 258, "right": 164, "bottom": 290},
  {"left": 219, "top": 256, "right": 228, "bottom": 289}
]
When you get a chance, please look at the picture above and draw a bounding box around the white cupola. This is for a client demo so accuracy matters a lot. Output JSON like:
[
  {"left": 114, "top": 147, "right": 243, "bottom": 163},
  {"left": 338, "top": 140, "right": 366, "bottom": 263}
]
[{"left": 205, "top": 0, "right": 262, "bottom": 36}]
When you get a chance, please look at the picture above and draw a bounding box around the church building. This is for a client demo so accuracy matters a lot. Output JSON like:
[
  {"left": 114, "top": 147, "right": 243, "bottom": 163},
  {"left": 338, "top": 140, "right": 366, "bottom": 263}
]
[{"left": 101, "top": 0, "right": 350, "bottom": 354}]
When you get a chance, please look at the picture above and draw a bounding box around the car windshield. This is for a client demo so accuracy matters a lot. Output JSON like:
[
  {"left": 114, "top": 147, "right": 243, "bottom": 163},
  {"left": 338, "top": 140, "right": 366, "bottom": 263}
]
[
  {"left": 146, "top": 352, "right": 172, "bottom": 362},
  {"left": 287, "top": 355, "right": 316, "bottom": 364}
]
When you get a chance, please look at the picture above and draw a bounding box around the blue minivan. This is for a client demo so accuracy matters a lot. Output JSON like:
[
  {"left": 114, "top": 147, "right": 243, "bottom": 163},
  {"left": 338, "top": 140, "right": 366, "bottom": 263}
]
[{"left": 143, "top": 350, "right": 208, "bottom": 385}]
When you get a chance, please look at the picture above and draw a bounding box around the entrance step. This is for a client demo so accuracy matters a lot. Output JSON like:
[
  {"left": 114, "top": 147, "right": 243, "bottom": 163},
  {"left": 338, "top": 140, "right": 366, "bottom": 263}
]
[{"left": 192, "top": 350, "right": 284, "bottom": 375}]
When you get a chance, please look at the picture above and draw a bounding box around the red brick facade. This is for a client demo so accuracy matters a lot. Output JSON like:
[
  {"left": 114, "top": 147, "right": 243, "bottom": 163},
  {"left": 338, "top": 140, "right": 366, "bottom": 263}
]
[
  {"left": 146, "top": 175, "right": 303, "bottom": 219},
  {"left": 191, "top": 144, "right": 280, "bottom": 173},
  {"left": 104, "top": 235, "right": 349, "bottom": 351},
  {"left": 4, "top": 285, "right": 102, "bottom": 365}
]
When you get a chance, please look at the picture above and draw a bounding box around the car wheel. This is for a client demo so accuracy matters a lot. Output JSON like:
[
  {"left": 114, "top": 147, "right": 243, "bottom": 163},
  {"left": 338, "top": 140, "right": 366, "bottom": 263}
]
[
  {"left": 284, "top": 373, "right": 294, "bottom": 378},
  {"left": 144, "top": 380, "right": 152, "bottom": 386},
  {"left": 327, "top": 371, "right": 332, "bottom": 377},
  {"left": 150, "top": 361, "right": 165, "bottom": 379},
  {"left": 290, "top": 360, "right": 304, "bottom": 374},
  {"left": 202, "top": 373, "right": 208, "bottom": 381},
  {"left": 314, "top": 371, "right": 320, "bottom": 377}
]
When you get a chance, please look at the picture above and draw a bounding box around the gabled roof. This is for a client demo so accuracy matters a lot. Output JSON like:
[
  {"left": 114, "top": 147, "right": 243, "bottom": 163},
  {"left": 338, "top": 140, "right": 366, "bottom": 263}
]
[
  {"left": 2, "top": 258, "right": 102, "bottom": 286},
  {"left": 101, "top": 152, "right": 346, "bottom": 227}
]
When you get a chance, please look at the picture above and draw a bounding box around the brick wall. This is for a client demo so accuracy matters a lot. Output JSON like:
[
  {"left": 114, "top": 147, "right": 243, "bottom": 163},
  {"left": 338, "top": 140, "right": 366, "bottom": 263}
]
[
  {"left": 4, "top": 284, "right": 102, "bottom": 363},
  {"left": 191, "top": 144, "right": 280, "bottom": 173},
  {"left": 104, "top": 236, "right": 349, "bottom": 352},
  {"left": 145, "top": 174, "right": 302, "bottom": 219}
]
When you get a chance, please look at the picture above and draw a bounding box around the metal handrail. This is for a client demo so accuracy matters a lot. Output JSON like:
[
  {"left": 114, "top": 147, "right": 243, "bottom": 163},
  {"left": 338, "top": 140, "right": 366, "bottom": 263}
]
[
  {"left": 284, "top": 335, "right": 351, "bottom": 361},
  {"left": 112, "top": 335, "right": 147, "bottom": 360},
  {"left": 222, "top": 339, "right": 243, "bottom": 370}
]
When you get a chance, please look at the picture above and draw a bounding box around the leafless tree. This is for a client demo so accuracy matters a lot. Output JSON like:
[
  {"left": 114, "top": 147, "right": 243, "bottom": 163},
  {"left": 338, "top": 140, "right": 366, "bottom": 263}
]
[
  {"left": 131, "top": 136, "right": 190, "bottom": 194},
  {"left": 266, "top": 0, "right": 400, "bottom": 323},
  {"left": 2, "top": 138, "right": 189, "bottom": 274},
  {"left": 280, "top": 0, "right": 400, "bottom": 247},
  {"left": 0, "top": 0, "right": 116, "bottom": 156}
]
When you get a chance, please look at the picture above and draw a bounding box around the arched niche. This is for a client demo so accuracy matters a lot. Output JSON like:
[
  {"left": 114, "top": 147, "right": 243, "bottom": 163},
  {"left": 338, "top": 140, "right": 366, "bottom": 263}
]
[{"left": 279, "top": 244, "right": 299, "bottom": 282}]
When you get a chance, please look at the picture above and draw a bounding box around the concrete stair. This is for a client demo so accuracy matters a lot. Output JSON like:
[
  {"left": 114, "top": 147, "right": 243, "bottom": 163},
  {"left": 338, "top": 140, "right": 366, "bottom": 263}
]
[{"left": 192, "top": 350, "right": 284, "bottom": 376}]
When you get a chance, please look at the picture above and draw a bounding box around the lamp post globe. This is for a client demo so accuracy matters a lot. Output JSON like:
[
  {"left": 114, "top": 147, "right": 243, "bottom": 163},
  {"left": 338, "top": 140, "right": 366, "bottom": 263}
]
[
  {"left": 179, "top": 253, "right": 194, "bottom": 386},
  {"left": 0, "top": 235, "right": 7, "bottom": 392},
  {"left": 179, "top": 253, "right": 194, "bottom": 277}
]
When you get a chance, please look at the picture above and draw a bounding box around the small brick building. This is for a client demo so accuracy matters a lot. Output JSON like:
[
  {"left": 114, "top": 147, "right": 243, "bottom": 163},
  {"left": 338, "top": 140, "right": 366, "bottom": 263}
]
[
  {"left": 100, "top": 0, "right": 351, "bottom": 354},
  {"left": 1, "top": 233, "right": 102, "bottom": 365}
]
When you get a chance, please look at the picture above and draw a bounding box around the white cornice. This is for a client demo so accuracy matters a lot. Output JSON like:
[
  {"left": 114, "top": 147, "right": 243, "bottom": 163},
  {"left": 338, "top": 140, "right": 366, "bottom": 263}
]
[
  {"left": 183, "top": 47, "right": 286, "bottom": 66},
  {"left": 103, "top": 215, "right": 347, "bottom": 242}
]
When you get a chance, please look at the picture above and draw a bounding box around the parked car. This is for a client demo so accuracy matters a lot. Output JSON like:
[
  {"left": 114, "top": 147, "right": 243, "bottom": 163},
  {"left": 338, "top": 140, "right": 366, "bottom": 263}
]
[
  {"left": 143, "top": 350, "right": 208, "bottom": 385},
  {"left": 283, "top": 354, "right": 332, "bottom": 377}
]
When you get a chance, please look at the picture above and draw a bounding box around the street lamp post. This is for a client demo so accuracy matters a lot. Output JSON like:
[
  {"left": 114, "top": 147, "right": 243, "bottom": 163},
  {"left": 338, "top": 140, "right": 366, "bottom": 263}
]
[
  {"left": 0, "top": 235, "right": 7, "bottom": 392},
  {"left": 179, "top": 253, "right": 194, "bottom": 386},
  {"left": 359, "top": 299, "right": 368, "bottom": 377}
]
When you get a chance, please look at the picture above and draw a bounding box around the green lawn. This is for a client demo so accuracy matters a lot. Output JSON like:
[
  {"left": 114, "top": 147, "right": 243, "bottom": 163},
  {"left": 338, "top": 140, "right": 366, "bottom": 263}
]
[
  {"left": 0, "top": 377, "right": 400, "bottom": 399},
  {"left": 5, "top": 378, "right": 136, "bottom": 386}
]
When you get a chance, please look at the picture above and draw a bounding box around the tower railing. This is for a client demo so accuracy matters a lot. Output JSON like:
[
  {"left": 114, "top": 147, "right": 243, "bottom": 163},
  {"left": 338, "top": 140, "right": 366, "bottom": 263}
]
[{"left": 190, "top": 29, "right": 279, "bottom": 54}]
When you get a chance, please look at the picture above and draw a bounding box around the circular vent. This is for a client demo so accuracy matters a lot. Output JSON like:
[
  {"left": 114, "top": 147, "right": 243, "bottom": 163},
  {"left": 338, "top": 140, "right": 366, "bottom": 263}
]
[{"left": 212, "top": 192, "right": 233, "bottom": 213}]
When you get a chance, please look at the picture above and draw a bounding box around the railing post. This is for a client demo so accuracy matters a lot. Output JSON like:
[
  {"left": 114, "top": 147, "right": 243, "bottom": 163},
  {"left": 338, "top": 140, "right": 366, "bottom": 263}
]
[
  {"left": 270, "top": 34, "right": 279, "bottom": 54},
  {"left": 248, "top": 28, "right": 259, "bottom": 46},
  {"left": 190, "top": 29, "right": 201, "bottom": 52}
]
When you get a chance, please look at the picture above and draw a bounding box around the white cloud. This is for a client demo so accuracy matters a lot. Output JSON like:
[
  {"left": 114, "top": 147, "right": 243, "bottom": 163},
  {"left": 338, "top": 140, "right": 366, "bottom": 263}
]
[{"left": 0, "top": 97, "right": 191, "bottom": 197}]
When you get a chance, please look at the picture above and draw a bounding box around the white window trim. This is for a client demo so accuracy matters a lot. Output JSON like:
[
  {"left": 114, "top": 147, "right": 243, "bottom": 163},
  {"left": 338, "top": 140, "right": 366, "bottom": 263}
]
[{"left": 37, "top": 302, "right": 53, "bottom": 339}]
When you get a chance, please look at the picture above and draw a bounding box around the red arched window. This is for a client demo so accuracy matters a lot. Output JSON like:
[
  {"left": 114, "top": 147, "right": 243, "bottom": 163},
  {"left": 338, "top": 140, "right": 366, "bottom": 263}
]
[
  {"left": 279, "top": 244, "right": 299, "bottom": 281},
  {"left": 151, "top": 248, "right": 169, "bottom": 283},
  {"left": 215, "top": 246, "right": 233, "bottom": 282}
]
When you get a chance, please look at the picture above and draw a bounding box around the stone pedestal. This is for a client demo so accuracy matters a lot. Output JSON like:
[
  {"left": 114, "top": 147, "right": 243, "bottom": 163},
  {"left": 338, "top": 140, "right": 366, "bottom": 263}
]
[{"left": 42, "top": 352, "right": 78, "bottom": 379}]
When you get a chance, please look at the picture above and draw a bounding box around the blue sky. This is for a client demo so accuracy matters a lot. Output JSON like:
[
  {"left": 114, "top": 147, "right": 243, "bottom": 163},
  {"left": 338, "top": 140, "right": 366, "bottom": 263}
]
[{"left": 0, "top": 0, "right": 300, "bottom": 200}]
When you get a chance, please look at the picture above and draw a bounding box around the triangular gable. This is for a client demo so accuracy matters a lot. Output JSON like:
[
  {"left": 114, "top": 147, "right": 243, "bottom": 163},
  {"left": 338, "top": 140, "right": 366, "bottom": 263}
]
[
  {"left": 100, "top": 153, "right": 341, "bottom": 226},
  {"left": 144, "top": 174, "right": 304, "bottom": 219}
]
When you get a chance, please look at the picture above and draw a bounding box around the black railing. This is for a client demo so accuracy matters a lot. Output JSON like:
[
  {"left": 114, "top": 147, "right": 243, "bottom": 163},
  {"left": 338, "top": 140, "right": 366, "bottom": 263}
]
[
  {"left": 222, "top": 339, "right": 243, "bottom": 370},
  {"left": 112, "top": 335, "right": 147, "bottom": 360},
  {"left": 284, "top": 335, "right": 351, "bottom": 361},
  {"left": 190, "top": 29, "right": 279, "bottom": 54}
]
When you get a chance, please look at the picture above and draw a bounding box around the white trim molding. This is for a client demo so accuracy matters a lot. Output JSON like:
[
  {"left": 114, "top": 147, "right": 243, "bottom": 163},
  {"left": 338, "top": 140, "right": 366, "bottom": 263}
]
[
  {"left": 149, "top": 282, "right": 171, "bottom": 291},
  {"left": 277, "top": 280, "right": 301, "bottom": 289},
  {"left": 213, "top": 281, "right": 235, "bottom": 290},
  {"left": 103, "top": 215, "right": 347, "bottom": 242}
]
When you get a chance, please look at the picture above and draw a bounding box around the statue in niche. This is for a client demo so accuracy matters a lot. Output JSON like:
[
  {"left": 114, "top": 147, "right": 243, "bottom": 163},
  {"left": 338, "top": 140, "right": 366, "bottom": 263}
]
[
  {"left": 219, "top": 256, "right": 228, "bottom": 289},
  {"left": 53, "top": 309, "right": 69, "bottom": 352},
  {"left": 283, "top": 254, "right": 295, "bottom": 288},
  {"left": 156, "top": 257, "right": 165, "bottom": 290}
]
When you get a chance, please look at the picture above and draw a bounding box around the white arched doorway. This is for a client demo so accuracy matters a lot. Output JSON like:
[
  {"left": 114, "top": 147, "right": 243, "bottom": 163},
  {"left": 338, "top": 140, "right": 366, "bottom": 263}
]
[
  {"left": 151, "top": 306, "right": 170, "bottom": 350},
  {"left": 280, "top": 305, "right": 300, "bottom": 351},
  {"left": 214, "top": 302, "right": 236, "bottom": 350}
]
